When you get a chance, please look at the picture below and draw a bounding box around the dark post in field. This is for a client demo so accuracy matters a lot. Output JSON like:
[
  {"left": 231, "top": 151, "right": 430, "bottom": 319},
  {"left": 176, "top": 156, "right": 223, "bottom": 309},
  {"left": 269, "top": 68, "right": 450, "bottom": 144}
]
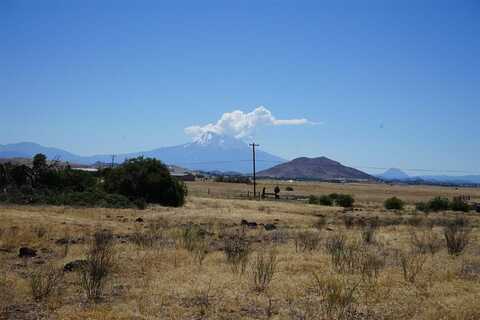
[{"left": 249, "top": 143, "right": 259, "bottom": 199}]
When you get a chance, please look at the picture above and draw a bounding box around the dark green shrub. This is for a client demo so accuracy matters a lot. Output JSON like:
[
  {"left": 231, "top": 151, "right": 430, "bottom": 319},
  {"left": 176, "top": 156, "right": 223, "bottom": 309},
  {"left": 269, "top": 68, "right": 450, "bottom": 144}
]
[
  {"left": 329, "top": 193, "right": 339, "bottom": 200},
  {"left": 134, "top": 198, "right": 147, "bottom": 210},
  {"left": 415, "top": 202, "right": 429, "bottom": 212},
  {"left": 319, "top": 195, "right": 333, "bottom": 206},
  {"left": 310, "top": 194, "right": 354, "bottom": 208},
  {"left": 214, "top": 175, "right": 251, "bottom": 184},
  {"left": 428, "top": 197, "right": 450, "bottom": 212},
  {"left": 308, "top": 195, "right": 320, "bottom": 205},
  {"left": 47, "top": 191, "right": 133, "bottom": 208},
  {"left": 103, "top": 157, "right": 187, "bottom": 207},
  {"left": 450, "top": 198, "right": 470, "bottom": 212},
  {"left": 335, "top": 194, "right": 354, "bottom": 208},
  {"left": 285, "top": 186, "right": 294, "bottom": 191},
  {"left": 384, "top": 197, "right": 405, "bottom": 210}
]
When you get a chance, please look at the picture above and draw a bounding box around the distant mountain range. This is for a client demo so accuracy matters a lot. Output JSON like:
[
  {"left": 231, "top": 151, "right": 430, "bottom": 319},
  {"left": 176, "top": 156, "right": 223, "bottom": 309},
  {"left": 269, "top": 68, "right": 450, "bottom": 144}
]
[
  {"left": 257, "top": 156, "right": 375, "bottom": 181},
  {"left": 0, "top": 133, "right": 284, "bottom": 173},
  {"left": 377, "top": 168, "right": 480, "bottom": 185},
  {"left": 2, "top": 140, "right": 478, "bottom": 184},
  {"left": 378, "top": 168, "right": 410, "bottom": 180}
]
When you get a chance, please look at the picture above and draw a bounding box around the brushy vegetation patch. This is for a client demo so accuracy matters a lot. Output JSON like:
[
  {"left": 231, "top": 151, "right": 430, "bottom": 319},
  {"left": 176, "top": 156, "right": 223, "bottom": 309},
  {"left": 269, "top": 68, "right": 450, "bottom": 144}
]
[
  {"left": 384, "top": 196, "right": 405, "bottom": 210},
  {"left": 416, "top": 196, "right": 473, "bottom": 213},
  {"left": 309, "top": 193, "right": 355, "bottom": 208},
  {"left": 214, "top": 175, "right": 251, "bottom": 184},
  {"left": 0, "top": 154, "right": 187, "bottom": 208}
]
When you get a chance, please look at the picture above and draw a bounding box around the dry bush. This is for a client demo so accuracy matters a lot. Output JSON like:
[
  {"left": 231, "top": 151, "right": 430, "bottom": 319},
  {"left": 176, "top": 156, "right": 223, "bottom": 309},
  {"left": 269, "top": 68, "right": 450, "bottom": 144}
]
[
  {"left": 132, "top": 218, "right": 173, "bottom": 249},
  {"left": 360, "top": 225, "right": 376, "bottom": 245},
  {"left": 181, "top": 224, "right": 210, "bottom": 265},
  {"left": 30, "top": 264, "right": 63, "bottom": 301},
  {"left": 458, "top": 258, "right": 480, "bottom": 281},
  {"left": 326, "top": 233, "right": 385, "bottom": 281},
  {"left": 325, "top": 233, "right": 347, "bottom": 255},
  {"left": 325, "top": 233, "right": 356, "bottom": 273},
  {"left": 224, "top": 233, "right": 251, "bottom": 273},
  {"left": 409, "top": 229, "right": 442, "bottom": 255},
  {"left": 31, "top": 225, "right": 48, "bottom": 239},
  {"left": 308, "top": 273, "right": 360, "bottom": 320},
  {"left": 271, "top": 229, "right": 289, "bottom": 245},
  {"left": 444, "top": 219, "right": 471, "bottom": 256},
  {"left": 342, "top": 215, "right": 355, "bottom": 229},
  {"left": 0, "top": 270, "right": 14, "bottom": 314},
  {"left": 181, "top": 224, "right": 205, "bottom": 251},
  {"left": 79, "top": 229, "right": 115, "bottom": 301},
  {"left": 396, "top": 249, "right": 427, "bottom": 283},
  {"left": 192, "top": 238, "right": 209, "bottom": 265},
  {"left": 0, "top": 226, "right": 19, "bottom": 249},
  {"left": 251, "top": 250, "right": 278, "bottom": 292},
  {"left": 405, "top": 215, "right": 424, "bottom": 227},
  {"left": 286, "top": 290, "right": 319, "bottom": 320},
  {"left": 358, "top": 247, "right": 386, "bottom": 282},
  {"left": 313, "top": 216, "right": 327, "bottom": 230},
  {"left": 59, "top": 228, "right": 72, "bottom": 258},
  {"left": 294, "top": 230, "right": 321, "bottom": 253},
  {"left": 182, "top": 282, "right": 219, "bottom": 319}
]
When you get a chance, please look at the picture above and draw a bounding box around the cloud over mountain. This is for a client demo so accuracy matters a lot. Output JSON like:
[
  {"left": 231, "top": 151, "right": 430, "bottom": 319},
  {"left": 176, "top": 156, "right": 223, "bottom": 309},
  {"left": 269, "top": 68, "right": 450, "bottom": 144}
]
[{"left": 184, "top": 106, "right": 314, "bottom": 141}]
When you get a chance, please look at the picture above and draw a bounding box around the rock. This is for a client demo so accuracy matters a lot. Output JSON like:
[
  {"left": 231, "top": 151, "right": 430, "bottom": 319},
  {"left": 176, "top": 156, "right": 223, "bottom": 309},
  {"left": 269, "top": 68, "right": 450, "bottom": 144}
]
[
  {"left": 64, "top": 259, "right": 87, "bottom": 272},
  {"left": 33, "top": 259, "right": 45, "bottom": 265},
  {"left": 18, "top": 247, "right": 37, "bottom": 258},
  {"left": 247, "top": 222, "right": 258, "bottom": 228},
  {"left": 135, "top": 217, "right": 144, "bottom": 223},
  {"left": 55, "top": 238, "right": 76, "bottom": 245},
  {"left": 241, "top": 219, "right": 258, "bottom": 228},
  {"left": 264, "top": 224, "right": 277, "bottom": 231}
]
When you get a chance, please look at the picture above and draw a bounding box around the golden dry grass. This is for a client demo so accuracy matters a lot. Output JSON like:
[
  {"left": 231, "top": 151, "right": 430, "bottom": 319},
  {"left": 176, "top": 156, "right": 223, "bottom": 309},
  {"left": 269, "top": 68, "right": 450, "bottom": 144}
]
[{"left": 1, "top": 181, "right": 479, "bottom": 319}]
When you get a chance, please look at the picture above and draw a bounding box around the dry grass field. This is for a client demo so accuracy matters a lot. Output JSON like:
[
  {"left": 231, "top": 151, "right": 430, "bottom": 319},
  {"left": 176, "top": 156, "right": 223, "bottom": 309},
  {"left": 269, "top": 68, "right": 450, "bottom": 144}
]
[{"left": 1, "top": 180, "right": 480, "bottom": 320}]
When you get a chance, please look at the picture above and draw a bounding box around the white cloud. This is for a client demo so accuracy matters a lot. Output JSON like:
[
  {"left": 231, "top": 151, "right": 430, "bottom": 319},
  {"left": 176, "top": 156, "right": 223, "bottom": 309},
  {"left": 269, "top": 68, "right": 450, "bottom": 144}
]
[{"left": 185, "top": 106, "right": 315, "bottom": 140}]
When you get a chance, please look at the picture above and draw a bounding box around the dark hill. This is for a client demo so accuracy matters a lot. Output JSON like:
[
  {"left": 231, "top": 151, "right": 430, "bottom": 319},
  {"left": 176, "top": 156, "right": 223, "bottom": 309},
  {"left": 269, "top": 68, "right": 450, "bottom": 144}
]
[{"left": 257, "top": 156, "right": 374, "bottom": 180}]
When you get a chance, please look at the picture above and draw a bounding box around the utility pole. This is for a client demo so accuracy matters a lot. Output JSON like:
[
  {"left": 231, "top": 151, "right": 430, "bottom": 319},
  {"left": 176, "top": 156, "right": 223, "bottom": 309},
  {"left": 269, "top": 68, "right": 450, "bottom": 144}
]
[
  {"left": 249, "top": 143, "right": 259, "bottom": 199},
  {"left": 111, "top": 154, "right": 116, "bottom": 168}
]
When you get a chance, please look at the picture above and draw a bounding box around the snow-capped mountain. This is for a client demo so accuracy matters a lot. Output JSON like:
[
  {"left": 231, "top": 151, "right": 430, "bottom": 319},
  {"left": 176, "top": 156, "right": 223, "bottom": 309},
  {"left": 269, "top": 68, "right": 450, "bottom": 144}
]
[
  {"left": 140, "top": 133, "right": 285, "bottom": 172},
  {"left": 188, "top": 132, "right": 248, "bottom": 150},
  {"left": 0, "top": 133, "right": 285, "bottom": 173}
]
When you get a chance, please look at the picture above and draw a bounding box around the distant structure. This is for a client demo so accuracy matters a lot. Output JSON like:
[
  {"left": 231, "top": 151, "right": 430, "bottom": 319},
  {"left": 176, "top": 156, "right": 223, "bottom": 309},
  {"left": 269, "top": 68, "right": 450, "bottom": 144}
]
[
  {"left": 71, "top": 167, "right": 98, "bottom": 172},
  {"left": 168, "top": 165, "right": 196, "bottom": 181},
  {"left": 170, "top": 171, "right": 195, "bottom": 181}
]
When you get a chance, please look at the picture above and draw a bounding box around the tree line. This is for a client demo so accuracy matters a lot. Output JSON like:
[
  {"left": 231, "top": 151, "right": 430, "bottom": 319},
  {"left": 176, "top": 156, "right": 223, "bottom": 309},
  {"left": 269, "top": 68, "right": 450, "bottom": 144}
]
[{"left": 0, "top": 154, "right": 187, "bottom": 208}]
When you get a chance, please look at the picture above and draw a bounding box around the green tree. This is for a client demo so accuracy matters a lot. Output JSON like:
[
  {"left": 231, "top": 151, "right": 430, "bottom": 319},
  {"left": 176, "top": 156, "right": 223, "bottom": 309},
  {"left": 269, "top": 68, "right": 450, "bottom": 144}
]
[
  {"left": 449, "top": 198, "right": 470, "bottom": 212},
  {"left": 384, "top": 197, "right": 405, "bottom": 210},
  {"left": 334, "top": 194, "right": 354, "bottom": 208},
  {"left": 103, "top": 157, "right": 187, "bottom": 207},
  {"left": 428, "top": 196, "right": 450, "bottom": 212},
  {"left": 32, "top": 153, "right": 47, "bottom": 173}
]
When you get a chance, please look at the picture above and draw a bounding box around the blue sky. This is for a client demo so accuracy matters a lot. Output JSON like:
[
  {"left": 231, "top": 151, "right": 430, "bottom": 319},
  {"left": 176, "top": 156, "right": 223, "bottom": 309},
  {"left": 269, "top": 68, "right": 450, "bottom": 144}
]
[{"left": 1, "top": 0, "right": 479, "bottom": 175}]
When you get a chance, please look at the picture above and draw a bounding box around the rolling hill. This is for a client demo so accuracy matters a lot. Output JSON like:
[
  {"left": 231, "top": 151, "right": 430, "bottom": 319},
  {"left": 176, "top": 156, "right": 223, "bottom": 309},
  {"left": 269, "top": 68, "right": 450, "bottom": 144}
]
[{"left": 257, "top": 156, "right": 375, "bottom": 180}]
